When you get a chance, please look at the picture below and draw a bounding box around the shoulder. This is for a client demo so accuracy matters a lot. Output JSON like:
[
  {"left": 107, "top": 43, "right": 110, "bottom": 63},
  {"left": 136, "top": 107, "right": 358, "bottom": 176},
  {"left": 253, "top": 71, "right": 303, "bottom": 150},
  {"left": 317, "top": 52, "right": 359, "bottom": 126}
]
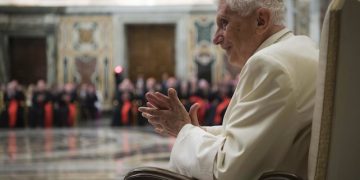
[
  {"left": 243, "top": 52, "right": 289, "bottom": 78},
  {"left": 260, "top": 35, "right": 319, "bottom": 62},
  {"left": 245, "top": 35, "right": 319, "bottom": 79},
  {"left": 235, "top": 54, "right": 293, "bottom": 100}
]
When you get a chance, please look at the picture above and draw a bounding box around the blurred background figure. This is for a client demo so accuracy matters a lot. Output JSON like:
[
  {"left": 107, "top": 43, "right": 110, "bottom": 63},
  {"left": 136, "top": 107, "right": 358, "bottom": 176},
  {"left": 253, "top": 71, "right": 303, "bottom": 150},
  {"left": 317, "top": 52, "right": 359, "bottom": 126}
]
[
  {"left": 0, "top": 83, "right": 4, "bottom": 120},
  {"left": 51, "top": 83, "right": 65, "bottom": 127},
  {"left": 63, "top": 83, "right": 78, "bottom": 127},
  {"left": 1, "top": 80, "right": 25, "bottom": 128},
  {"left": 29, "top": 80, "right": 52, "bottom": 128},
  {"left": 85, "top": 84, "right": 99, "bottom": 121},
  {"left": 112, "top": 79, "right": 135, "bottom": 127},
  {"left": 78, "top": 83, "right": 88, "bottom": 123}
]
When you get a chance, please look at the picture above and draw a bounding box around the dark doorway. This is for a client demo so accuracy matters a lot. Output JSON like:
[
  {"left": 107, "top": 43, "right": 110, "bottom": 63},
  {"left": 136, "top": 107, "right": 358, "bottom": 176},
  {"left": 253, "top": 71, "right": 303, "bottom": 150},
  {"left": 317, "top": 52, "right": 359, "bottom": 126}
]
[
  {"left": 126, "top": 24, "right": 175, "bottom": 82},
  {"left": 8, "top": 37, "right": 47, "bottom": 85}
]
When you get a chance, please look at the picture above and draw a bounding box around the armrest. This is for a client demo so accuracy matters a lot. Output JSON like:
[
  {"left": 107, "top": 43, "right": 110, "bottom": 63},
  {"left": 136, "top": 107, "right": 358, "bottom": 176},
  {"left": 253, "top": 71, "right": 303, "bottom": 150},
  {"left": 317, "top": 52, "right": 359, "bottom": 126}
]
[
  {"left": 125, "top": 167, "right": 302, "bottom": 180},
  {"left": 124, "top": 166, "right": 196, "bottom": 180},
  {"left": 258, "top": 171, "right": 303, "bottom": 180}
]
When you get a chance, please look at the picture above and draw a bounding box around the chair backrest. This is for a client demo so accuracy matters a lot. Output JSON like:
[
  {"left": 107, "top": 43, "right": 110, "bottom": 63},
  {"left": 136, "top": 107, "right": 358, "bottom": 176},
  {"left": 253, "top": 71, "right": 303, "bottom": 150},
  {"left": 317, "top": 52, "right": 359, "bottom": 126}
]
[{"left": 308, "top": 0, "right": 360, "bottom": 180}]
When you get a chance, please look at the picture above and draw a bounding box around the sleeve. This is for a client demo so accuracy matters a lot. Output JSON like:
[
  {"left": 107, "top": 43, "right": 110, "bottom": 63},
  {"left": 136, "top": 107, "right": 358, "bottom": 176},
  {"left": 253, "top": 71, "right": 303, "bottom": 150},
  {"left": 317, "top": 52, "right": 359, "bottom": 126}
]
[
  {"left": 204, "top": 125, "right": 223, "bottom": 136},
  {"left": 169, "top": 124, "right": 225, "bottom": 180}
]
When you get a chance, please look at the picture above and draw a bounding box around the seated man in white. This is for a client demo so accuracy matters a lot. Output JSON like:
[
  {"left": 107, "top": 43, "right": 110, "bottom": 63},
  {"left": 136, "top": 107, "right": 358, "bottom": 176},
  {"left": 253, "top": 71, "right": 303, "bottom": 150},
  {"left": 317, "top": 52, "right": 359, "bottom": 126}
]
[{"left": 139, "top": 0, "right": 319, "bottom": 179}]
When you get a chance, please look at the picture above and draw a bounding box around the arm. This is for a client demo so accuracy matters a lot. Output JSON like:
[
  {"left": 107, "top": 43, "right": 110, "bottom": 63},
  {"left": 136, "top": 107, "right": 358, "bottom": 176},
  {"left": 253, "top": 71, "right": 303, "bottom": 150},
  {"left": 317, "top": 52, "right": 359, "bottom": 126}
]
[{"left": 169, "top": 57, "right": 298, "bottom": 180}]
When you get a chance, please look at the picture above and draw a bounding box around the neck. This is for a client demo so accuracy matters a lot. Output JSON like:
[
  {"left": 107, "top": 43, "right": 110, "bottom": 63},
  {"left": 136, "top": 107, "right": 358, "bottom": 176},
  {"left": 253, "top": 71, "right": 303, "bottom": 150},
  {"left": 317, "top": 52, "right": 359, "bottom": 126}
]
[{"left": 266, "top": 25, "right": 285, "bottom": 39}]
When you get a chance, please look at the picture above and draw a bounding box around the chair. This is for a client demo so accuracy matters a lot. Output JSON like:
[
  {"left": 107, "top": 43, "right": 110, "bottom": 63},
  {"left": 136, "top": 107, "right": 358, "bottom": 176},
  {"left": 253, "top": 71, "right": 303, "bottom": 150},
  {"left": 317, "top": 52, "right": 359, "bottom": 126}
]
[
  {"left": 124, "top": 167, "right": 195, "bottom": 180},
  {"left": 308, "top": 0, "right": 360, "bottom": 180},
  {"left": 125, "top": 0, "right": 360, "bottom": 179}
]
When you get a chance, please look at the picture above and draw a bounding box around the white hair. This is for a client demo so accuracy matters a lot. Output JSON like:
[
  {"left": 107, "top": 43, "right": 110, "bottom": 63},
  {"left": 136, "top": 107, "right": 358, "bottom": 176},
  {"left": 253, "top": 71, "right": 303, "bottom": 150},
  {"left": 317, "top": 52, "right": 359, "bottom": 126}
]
[{"left": 224, "top": 0, "right": 285, "bottom": 25}]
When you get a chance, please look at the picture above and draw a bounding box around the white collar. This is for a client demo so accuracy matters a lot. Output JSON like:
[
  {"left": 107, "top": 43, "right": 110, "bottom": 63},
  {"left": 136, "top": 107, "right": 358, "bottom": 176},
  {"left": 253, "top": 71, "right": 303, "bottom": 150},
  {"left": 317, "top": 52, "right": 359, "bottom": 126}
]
[{"left": 255, "top": 28, "right": 293, "bottom": 53}]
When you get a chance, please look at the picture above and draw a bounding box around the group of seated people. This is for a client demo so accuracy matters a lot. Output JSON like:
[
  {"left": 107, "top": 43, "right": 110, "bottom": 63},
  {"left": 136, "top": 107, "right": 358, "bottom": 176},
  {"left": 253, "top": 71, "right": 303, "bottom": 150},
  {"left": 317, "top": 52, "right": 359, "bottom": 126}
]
[
  {"left": 112, "top": 74, "right": 237, "bottom": 127},
  {"left": 0, "top": 74, "right": 238, "bottom": 129},
  {"left": 0, "top": 80, "right": 99, "bottom": 128}
]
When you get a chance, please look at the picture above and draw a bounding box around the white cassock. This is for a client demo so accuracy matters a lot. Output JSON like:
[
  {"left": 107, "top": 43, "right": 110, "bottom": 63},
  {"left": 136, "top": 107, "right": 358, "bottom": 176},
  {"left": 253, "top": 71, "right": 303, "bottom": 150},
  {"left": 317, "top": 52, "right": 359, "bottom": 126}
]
[{"left": 169, "top": 28, "right": 319, "bottom": 180}]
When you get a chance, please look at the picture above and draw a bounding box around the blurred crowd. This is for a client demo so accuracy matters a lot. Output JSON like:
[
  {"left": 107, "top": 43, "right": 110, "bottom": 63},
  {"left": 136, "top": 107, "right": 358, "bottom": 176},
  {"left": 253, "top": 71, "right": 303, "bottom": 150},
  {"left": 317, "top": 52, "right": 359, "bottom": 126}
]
[
  {"left": 0, "top": 74, "right": 239, "bottom": 129},
  {"left": 0, "top": 80, "right": 98, "bottom": 128},
  {"left": 114, "top": 74, "right": 238, "bottom": 127}
]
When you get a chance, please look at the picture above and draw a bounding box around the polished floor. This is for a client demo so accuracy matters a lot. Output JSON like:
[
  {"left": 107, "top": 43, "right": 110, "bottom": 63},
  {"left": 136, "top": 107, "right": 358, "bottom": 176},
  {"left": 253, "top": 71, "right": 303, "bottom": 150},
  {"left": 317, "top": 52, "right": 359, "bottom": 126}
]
[{"left": 0, "top": 127, "right": 175, "bottom": 180}]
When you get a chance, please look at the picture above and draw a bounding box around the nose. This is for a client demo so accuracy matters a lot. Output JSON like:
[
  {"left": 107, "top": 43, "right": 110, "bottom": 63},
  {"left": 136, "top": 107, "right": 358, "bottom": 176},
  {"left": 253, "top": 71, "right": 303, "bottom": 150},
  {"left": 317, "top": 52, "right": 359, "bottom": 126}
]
[{"left": 213, "top": 30, "right": 224, "bottom": 45}]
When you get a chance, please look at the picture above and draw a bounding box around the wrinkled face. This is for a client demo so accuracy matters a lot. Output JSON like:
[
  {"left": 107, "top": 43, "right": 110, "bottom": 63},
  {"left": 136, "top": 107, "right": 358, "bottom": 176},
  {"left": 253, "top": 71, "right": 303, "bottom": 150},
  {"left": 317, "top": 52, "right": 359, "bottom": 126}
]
[{"left": 213, "top": 0, "right": 259, "bottom": 68}]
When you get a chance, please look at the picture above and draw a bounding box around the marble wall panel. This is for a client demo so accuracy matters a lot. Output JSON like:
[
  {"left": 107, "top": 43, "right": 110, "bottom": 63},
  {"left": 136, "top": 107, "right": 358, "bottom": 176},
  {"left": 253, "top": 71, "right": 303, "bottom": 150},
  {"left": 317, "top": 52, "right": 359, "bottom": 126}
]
[{"left": 58, "top": 16, "right": 114, "bottom": 109}]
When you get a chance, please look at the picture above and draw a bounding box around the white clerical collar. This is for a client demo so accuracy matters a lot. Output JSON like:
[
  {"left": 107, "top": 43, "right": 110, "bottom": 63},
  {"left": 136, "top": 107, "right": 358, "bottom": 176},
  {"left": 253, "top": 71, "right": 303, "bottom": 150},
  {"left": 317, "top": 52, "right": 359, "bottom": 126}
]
[{"left": 255, "top": 28, "right": 293, "bottom": 53}]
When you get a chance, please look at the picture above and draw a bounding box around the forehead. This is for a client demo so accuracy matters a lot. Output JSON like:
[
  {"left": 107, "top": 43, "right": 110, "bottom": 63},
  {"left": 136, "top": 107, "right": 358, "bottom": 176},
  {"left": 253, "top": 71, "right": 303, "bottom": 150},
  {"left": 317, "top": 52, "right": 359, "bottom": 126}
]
[{"left": 217, "top": 0, "right": 237, "bottom": 18}]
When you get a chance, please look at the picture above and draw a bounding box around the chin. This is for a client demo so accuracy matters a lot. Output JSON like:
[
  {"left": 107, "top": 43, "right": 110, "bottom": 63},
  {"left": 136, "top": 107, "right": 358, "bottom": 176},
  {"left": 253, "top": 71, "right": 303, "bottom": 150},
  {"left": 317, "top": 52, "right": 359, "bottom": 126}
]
[
  {"left": 228, "top": 55, "right": 245, "bottom": 68},
  {"left": 227, "top": 55, "right": 239, "bottom": 65}
]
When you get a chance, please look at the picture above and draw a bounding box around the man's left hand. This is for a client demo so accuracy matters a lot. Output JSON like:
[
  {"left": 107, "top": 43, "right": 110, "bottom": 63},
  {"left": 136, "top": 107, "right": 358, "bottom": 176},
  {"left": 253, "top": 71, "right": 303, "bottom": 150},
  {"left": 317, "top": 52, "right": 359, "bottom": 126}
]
[{"left": 138, "top": 88, "right": 196, "bottom": 137}]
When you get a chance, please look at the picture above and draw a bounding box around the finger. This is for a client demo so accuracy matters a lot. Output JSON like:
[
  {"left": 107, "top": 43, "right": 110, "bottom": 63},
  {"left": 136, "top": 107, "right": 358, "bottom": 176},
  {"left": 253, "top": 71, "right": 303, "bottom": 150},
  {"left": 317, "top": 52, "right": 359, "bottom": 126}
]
[
  {"left": 149, "top": 121, "right": 164, "bottom": 131},
  {"left": 152, "top": 123, "right": 163, "bottom": 130},
  {"left": 155, "top": 127, "right": 167, "bottom": 136},
  {"left": 154, "top": 92, "right": 171, "bottom": 102},
  {"left": 145, "top": 92, "right": 161, "bottom": 109},
  {"left": 167, "top": 88, "right": 183, "bottom": 107},
  {"left": 138, "top": 107, "right": 162, "bottom": 117},
  {"left": 146, "top": 93, "right": 169, "bottom": 110},
  {"left": 154, "top": 128, "right": 161, "bottom": 133},
  {"left": 148, "top": 118, "right": 162, "bottom": 126},
  {"left": 141, "top": 112, "right": 163, "bottom": 123},
  {"left": 189, "top": 103, "right": 200, "bottom": 126},
  {"left": 155, "top": 128, "right": 164, "bottom": 134},
  {"left": 154, "top": 92, "right": 171, "bottom": 109},
  {"left": 147, "top": 102, "right": 156, "bottom": 108},
  {"left": 141, "top": 112, "right": 153, "bottom": 120},
  {"left": 167, "top": 131, "right": 177, "bottom": 137},
  {"left": 163, "top": 127, "right": 177, "bottom": 137}
]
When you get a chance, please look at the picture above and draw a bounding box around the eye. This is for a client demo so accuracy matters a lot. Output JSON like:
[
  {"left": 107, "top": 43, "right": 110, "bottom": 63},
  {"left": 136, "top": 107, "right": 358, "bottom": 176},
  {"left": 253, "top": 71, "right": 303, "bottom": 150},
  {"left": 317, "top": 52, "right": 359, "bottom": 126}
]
[{"left": 220, "top": 18, "right": 228, "bottom": 30}]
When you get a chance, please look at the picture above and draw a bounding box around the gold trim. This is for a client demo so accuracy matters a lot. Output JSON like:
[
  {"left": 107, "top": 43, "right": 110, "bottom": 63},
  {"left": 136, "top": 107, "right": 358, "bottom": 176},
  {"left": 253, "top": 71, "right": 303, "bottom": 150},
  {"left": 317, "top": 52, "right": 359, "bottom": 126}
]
[{"left": 314, "top": 5, "right": 341, "bottom": 180}]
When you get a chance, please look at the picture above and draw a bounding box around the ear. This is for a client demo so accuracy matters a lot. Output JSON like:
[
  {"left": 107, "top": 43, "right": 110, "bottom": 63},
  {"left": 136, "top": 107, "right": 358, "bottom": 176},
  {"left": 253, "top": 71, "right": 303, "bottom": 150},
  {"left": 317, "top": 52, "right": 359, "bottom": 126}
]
[{"left": 255, "top": 8, "right": 271, "bottom": 34}]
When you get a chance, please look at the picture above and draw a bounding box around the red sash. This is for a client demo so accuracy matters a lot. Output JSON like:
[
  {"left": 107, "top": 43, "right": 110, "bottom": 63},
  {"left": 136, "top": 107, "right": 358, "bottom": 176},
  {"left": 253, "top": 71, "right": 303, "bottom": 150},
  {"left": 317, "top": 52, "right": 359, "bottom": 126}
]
[
  {"left": 8, "top": 100, "right": 18, "bottom": 128},
  {"left": 121, "top": 101, "right": 132, "bottom": 125},
  {"left": 189, "top": 96, "right": 206, "bottom": 125},
  {"left": 214, "top": 98, "right": 230, "bottom": 125},
  {"left": 68, "top": 103, "right": 77, "bottom": 127},
  {"left": 44, "top": 103, "right": 53, "bottom": 128}
]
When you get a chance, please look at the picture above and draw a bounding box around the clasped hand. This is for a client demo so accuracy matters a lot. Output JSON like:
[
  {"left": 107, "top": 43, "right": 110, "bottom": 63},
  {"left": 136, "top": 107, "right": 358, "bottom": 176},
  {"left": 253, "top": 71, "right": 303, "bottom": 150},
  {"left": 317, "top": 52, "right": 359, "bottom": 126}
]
[{"left": 138, "top": 88, "right": 200, "bottom": 137}]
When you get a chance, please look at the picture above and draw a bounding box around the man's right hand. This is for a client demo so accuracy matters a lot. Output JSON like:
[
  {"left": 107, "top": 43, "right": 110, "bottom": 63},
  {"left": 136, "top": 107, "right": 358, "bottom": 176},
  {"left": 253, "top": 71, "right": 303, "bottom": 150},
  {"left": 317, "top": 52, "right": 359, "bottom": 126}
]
[
  {"left": 138, "top": 88, "right": 201, "bottom": 136},
  {"left": 145, "top": 88, "right": 200, "bottom": 127}
]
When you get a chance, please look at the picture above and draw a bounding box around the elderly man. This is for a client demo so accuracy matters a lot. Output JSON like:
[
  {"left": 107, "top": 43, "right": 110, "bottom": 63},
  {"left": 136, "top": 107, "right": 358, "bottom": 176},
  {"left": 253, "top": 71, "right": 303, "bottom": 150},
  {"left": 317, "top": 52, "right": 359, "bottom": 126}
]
[{"left": 139, "top": 0, "right": 318, "bottom": 179}]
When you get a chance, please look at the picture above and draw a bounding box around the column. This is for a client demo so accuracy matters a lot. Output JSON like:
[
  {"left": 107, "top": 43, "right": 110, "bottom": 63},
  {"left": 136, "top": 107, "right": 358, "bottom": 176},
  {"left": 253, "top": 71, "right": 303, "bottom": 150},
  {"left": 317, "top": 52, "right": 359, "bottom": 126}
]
[
  {"left": 285, "top": 0, "right": 295, "bottom": 31},
  {"left": 309, "top": 0, "right": 321, "bottom": 44}
]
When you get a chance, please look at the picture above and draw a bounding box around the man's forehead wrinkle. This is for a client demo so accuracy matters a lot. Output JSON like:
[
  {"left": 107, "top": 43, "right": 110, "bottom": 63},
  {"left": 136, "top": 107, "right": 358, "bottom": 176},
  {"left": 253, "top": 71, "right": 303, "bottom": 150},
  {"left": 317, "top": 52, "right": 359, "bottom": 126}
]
[{"left": 224, "top": 4, "right": 239, "bottom": 17}]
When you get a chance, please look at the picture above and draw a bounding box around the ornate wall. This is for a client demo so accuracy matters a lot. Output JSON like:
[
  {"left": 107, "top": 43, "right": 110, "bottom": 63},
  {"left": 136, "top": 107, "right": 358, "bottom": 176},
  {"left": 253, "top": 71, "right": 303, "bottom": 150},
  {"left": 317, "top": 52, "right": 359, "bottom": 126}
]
[
  {"left": 189, "top": 15, "right": 215, "bottom": 83},
  {"left": 188, "top": 15, "right": 240, "bottom": 84},
  {"left": 58, "top": 16, "right": 114, "bottom": 109},
  {"left": 0, "top": 1, "right": 328, "bottom": 110},
  {"left": 0, "top": 14, "right": 58, "bottom": 85}
]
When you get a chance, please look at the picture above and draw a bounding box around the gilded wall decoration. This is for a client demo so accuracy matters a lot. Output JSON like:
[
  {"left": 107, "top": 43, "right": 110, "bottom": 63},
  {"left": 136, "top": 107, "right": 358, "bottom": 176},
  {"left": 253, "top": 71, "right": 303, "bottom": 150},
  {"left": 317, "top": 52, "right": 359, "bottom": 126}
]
[
  {"left": 194, "top": 20, "right": 214, "bottom": 44},
  {"left": 73, "top": 22, "right": 98, "bottom": 51},
  {"left": 58, "top": 16, "right": 114, "bottom": 109},
  {"left": 74, "top": 56, "right": 97, "bottom": 85},
  {"left": 189, "top": 15, "right": 229, "bottom": 84}
]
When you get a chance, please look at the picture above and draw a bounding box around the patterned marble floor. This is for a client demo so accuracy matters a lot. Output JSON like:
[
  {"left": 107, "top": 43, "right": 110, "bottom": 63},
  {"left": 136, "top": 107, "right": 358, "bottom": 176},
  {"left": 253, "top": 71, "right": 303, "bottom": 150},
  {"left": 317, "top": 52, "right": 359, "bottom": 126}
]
[{"left": 0, "top": 127, "right": 175, "bottom": 180}]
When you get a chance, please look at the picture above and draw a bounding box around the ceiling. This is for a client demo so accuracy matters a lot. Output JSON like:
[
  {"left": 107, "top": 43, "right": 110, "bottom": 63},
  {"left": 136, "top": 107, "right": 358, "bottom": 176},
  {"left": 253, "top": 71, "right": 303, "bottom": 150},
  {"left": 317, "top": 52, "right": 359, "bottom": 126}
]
[{"left": 0, "top": 0, "right": 215, "bottom": 7}]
